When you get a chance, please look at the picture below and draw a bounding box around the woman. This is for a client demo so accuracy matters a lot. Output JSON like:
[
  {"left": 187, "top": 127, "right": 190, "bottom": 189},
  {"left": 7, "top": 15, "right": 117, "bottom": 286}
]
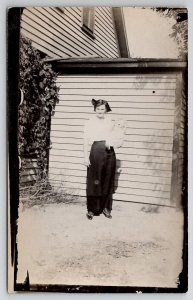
[{"left": 83, "top": 99, "right": 116, "bottom": 220}]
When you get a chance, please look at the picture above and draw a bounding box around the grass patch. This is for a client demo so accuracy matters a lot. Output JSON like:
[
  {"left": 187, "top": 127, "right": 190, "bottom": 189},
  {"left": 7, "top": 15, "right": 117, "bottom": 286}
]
[{"left": 20, "top": 177, "right": 80, "bottom": 209}]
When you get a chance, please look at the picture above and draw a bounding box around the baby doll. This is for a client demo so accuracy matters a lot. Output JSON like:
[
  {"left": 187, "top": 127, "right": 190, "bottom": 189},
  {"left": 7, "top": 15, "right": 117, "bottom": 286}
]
[{"left": 111, "top": 119, "right": 127, "bottom": 149}]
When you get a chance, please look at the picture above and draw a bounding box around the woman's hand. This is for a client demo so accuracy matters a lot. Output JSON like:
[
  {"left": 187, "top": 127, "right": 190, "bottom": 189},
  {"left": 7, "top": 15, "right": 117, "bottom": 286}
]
[
  {"left": 105, "top": 140, "right": 111, "bottom": 150},
  {"left": 84, "top": 157, "right": 91, "bottom": 167}
]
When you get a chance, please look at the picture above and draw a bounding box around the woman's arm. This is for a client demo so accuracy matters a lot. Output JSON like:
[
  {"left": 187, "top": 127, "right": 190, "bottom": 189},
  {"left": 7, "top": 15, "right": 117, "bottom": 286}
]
[
  {"left": 83, "top": 138, "right": 90, "bottom": 167},
  {"left": 83, "top": 120, "right": 91, "bottom": 167}
]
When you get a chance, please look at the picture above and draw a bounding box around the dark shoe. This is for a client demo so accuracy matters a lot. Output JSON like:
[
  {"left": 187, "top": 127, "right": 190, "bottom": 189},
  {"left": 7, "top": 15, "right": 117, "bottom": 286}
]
[
  {"left": 103, "top": 208, "right": 112, "bottom": 219},
  {"left": 86, "top": 211, "right": 94, "bottom": 220}
]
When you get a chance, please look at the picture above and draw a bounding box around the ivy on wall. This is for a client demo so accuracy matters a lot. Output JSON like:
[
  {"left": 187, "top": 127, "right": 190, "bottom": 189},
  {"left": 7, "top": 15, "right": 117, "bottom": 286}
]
[
  {"left": 18, "top": 36, "right": 59, "bottom": 180},
  {"left": 154, "top": 8, "right": 188, "bottom": 59}
]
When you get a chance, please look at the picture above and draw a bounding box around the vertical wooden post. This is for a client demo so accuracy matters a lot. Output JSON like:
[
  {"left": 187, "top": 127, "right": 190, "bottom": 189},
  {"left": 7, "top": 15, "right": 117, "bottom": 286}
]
[
  {"left": 170, "top": 72, "right": 183, "bottom": 208},
  {"left": 8, "top": 7, "right": 22, "bottom": 291},
  {"left": 112, "top": 8, "right": 130, "bottom": 58}
]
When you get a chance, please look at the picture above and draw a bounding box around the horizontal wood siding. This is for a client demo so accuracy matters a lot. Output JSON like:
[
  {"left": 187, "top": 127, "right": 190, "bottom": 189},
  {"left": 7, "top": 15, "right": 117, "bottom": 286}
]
[
  {"left": 178, "top": 74, "right": 187, "bottom": 206},
  {"left": 19, "top": 158, "right": 39, "bottom": 185},
  {"left": 21, "top": 7, "right": 119, "bottom": 58},
  {"left": 49, "top": 74, "right": 177, "bottom": 206}
]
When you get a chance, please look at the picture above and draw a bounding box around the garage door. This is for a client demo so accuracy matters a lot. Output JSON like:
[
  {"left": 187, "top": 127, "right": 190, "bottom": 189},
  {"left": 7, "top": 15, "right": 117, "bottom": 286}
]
[{"left": 49, "top": 74, "right": 176, "bottom": 206}]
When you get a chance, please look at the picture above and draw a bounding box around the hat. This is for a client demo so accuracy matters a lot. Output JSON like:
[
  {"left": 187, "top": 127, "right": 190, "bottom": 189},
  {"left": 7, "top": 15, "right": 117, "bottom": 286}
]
[{"left": 91, "top": 98, "right": 112, "bottom": 112}]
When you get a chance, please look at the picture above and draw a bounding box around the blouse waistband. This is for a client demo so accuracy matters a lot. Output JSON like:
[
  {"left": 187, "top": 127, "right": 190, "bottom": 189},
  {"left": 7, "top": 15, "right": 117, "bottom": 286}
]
[{"left": 92, "top": 141, "right": 114, "bottom": 151}]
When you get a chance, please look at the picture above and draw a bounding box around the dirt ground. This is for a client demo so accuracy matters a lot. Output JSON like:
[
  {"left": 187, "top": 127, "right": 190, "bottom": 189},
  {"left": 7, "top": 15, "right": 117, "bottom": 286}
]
[{"left": 17, "top": 199, "right": 184, "bottom": 288}]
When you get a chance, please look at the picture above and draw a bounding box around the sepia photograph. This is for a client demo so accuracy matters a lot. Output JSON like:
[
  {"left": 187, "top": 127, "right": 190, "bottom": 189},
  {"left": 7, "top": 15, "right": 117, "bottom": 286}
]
[{"left": 7, "top": 6, "right": 188, "bottom": 293}]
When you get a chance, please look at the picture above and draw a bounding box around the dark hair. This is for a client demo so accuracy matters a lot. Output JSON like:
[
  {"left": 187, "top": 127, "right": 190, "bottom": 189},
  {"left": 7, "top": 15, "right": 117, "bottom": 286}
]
[{"left": 91, "top": 98, "right": 112, "bottom": 112}]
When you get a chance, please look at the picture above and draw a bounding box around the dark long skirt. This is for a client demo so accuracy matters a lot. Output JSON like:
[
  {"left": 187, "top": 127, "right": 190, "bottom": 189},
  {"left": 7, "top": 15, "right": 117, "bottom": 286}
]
[{"left": 86, "top": 141, "right": 116, "bottom": 214}]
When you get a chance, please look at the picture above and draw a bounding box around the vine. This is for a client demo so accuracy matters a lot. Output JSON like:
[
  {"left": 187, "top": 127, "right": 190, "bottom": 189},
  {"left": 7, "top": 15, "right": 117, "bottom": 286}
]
[{"left": 18, "top": 36, "right": 59, "bottom": 181}]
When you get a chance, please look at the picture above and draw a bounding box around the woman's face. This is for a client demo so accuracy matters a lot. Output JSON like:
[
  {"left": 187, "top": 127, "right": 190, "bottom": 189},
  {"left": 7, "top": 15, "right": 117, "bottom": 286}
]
[{"left": 95, "top": 104, "right": 106, "bottom": 118}]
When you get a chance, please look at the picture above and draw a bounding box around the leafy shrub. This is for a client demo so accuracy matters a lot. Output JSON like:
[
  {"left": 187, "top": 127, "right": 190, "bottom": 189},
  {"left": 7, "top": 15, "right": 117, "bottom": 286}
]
[
  {"left": 154, "top": 8, "right": 188, "bottom": 59},
  {"left": 18, "top": 36, "right": 59, "bottom": 180}
]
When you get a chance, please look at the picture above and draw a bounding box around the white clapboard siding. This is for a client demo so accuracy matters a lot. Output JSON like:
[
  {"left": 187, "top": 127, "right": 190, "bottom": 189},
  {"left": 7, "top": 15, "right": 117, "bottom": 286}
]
[
  {"left": 52, "top": 125, "right": 173, "bottom": 138},
  {"left": 177, "top": 79, "right": 187, "bottom": 194},
  {"left": 49, "top": 174, "right": 171, "bottom": 193},
  {"left": 53, "top": 112, "right": 174, "bottom": 124},
  {"left": 49, "top": 177, "right": 170, "bottom": 198},
  {"left": 21, "top": 11, "right": 90, "bottom": 57},
  {"left": 21, "top": 7, "right": 119, "bottom": 58},
  {"left": 56, "top": 75, "right": 177, "bottom": 83},
  {"left": 58, "top": 88, "right": 175, "bottom": 97},
  {"left": 56, "top": 101, "right": 175, "bottom": 110},
  {"left": 49, "top": 158, "right": 172, "bottom": 172},
  {"left": 49, "top": 74, "right": 176, "bottom": 206},
  {"left": 51, "top": 118, "right": 174, "bottom": 129},
  {"left": 51, "top": 131, "right": 173, "bottom": 144},
  {"left": 50, "top": 148, "right": 173, "bottom": 162},
  {"left": 58, "top": 95, "right": 175, "bottom": 104},
  {"left": 51, "top": 138, "right": 173, "bottom": 151},
  {"left": 49, "top": 167, "right": 172, "bottom": 184},
  {"left": 19, "top": 158, "right": 39, "bottom": 185},
  {"left": 50, "top": 154, "right": 172, "bottom": 168},
  {"left": 48, "top": 180, "right": 172, "bottom": 206},
  {"left": 51, "top": 143, "right": 172, "bottom": 157},
  {"left": 57, "top": 82, "right": 176, "bottom": 90},
  {"left": 21, "top": 18, "right": 84, "bottom": 58},
  {"left": 51, "top": 128, "right": 174, "bottom": 142},
  {"left": 54, "top": 107, "right": 174, "bottom": 117}
]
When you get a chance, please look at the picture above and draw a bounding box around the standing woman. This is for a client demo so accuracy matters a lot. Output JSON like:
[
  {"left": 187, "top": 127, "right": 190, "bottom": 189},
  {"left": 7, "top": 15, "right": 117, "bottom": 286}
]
[{"left": 83, "top": 99, "right": 116, "bottom": 220}]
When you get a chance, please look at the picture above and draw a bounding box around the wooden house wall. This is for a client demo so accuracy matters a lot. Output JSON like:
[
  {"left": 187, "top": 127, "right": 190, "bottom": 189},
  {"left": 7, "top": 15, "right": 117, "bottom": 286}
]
[
  {"left": 20, "top": 7, "right": 119, "bottom": 58},
  {"left": 19, "top": 158, "right": 39, "bottom": 186},
  {"left": 177, "top": 74, "right": 187, "bottom": 206},
  {"left": 48, "top": 73, "right": 178, "bottom": 206}
]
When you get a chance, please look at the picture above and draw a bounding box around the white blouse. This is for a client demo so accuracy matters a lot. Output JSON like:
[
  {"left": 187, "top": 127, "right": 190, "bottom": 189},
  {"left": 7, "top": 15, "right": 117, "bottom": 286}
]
[{"left": 83, "top": 115, "right": 114, "bottom": 144}]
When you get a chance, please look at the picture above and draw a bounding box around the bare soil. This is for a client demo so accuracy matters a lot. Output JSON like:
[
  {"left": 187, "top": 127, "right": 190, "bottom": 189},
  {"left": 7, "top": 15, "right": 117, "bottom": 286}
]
[{"left": 17, "top": 199, "right": 184, "bottom": 288}]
